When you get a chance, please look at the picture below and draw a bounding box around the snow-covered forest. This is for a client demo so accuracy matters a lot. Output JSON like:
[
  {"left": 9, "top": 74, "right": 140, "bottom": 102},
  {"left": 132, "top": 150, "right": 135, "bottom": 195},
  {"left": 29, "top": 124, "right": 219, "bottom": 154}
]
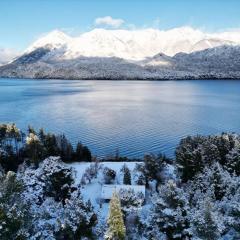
[{"left": 1, "top": 123, "right": 240, "bottom": 239}]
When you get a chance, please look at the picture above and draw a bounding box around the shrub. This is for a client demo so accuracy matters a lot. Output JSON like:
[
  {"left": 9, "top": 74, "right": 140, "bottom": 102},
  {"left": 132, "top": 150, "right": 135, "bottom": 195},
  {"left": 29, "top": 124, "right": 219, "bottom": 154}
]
[
  {"left": 103, "top": 167, "right": 116, "bottom": 184},
  {"left": 119, "top": 188, "right": 144, "bottom": 210},
  {"left": 42, "top": 157, "right": 74, "bottom": 202}
]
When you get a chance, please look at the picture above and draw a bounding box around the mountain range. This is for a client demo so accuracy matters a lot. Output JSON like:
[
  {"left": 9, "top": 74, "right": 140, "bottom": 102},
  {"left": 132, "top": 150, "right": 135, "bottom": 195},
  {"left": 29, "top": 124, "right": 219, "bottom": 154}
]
[{"left": 1, "top": 27, "right": 240, "bottom": 80}]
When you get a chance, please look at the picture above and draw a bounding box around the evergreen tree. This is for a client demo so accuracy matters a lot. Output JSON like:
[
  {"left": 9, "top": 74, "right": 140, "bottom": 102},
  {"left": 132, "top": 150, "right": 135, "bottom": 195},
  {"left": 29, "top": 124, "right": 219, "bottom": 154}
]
[
  {"left": 141, "top": 153, "right": 167, "bottom": 190},
  {"left": 6, "top": 123, "right": 21, "bottom": 154},
  {"left": 0, "top": 172, "right": 31, "bottom": 240},
  {"left": 27, "top": 125, "right": 36, "bottom": 135},
  {"left": 38, "top": 129, "right": 61, "bottom": 158},
  {"left": 122, "top": 164, "right": 131, "bottom": 185},
  {"left": 57, "top": 134, "right": 74, "bottom": 162},
  {"left": 0, "top": 124, "right": 7, "bottom": 145},
  {"left": 38, "top": 128, "right": 46, "bottom": 143},
  {"left": 81, "top": 146, "right": 92, "bottom": 162},
  {"left": 176, "top": 136, "right": 204, "bottom": 182},
  {"left": 0, "top": 124, "right": 24, "bottom": 172},
  {"left": 215, "top": 134, "right": 232, "bottom": 165},
  {"left": 149, "top": 180, "right": 190, "bottom": 239},
  {"left": 202, "top": 141, "right": 221, "bottom": 164},
  {"left": 55, "top": 190, "right": 97, "bottom": 239},
  {"left": 194, "top": 201, "right": 220, "bottom": 240},
  {"left": 226, "top": 148, "right": 240, "bottom": 176},
  {"left": 210, "top": 163, "right": 228, "bottom": 200},
  {"left": 188, "top": 163, "right": 232, "bottom": 205},
  {"left": 75, "top": 142, "right": 92, "bottom": 162},
  {"left": 25, "top": 133, "right": 44, "bottom": 167},
  {"left": 133, "top": 164, "right": 146, "bottom": 186},
  {"left": 45, "top": 166, "right": 73, "bottom": 203},
  {"left": 105, "top": 192, "right": 126, "bottom": 240},
  {"left": 226, "top": 188, "right": 240, "bottom": 236},
  {"left": 44, "top": 133, "right": 60, "bottom": 157},
  {"left": 75, "top": 142, "right": 84, "bottom": 161},
  {"left": 176, "top": 134, "right": 239, "bottom": 182}
]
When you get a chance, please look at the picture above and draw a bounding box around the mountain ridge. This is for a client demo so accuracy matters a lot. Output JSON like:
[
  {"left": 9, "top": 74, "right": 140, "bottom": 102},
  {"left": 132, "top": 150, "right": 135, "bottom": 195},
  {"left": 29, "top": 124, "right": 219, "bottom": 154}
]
[
  {"left": 1, "top": 27, "right": 240, "bottom": 80},
  {"left": 1, "top": 44, "right": 240, "bottom": 80},
  {"left": 22, "top": 27, "right": 240, "bottom": 60}
]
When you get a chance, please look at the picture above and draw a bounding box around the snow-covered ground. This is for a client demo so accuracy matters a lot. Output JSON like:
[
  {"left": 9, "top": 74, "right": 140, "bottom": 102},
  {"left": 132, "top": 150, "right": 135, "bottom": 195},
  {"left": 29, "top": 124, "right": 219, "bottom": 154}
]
[
  {"left": 66, "top": 161, "right": 176, "bottom": 226},
  {"left": 69, "top": 161, "right": 140, "bottom": 183},
  {"left": 68, "top": 161, "right": 143, "bottom": 222}
]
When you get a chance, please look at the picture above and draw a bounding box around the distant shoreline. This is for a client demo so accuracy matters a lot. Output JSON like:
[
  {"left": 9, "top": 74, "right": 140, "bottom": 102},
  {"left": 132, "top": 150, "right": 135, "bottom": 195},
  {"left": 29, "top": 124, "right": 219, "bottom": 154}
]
[{"left": 1, "top": 77, "right": 240, "bottom": 81}]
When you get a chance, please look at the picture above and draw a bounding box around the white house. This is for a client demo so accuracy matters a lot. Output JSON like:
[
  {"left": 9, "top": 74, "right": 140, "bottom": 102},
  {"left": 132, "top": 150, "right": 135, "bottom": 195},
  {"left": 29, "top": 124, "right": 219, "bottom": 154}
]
[{"left": 101, "top": 184, "right": 145, "bottom": 200}]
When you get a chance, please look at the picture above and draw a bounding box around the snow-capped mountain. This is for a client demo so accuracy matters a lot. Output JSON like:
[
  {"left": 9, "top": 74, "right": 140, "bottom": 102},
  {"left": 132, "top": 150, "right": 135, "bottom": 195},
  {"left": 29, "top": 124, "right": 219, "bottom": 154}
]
[
  {"left": 26, "top": 30, "right": 72, "bottom": 53},
  {"left": 190, "top": 38, "right": 236, "bottom": 53},
  {"left": 23, "top": 27, "right": 240, "bottom": 61},
  {"left": 1, "top": 26, "right": 240, "bottom": 80}
]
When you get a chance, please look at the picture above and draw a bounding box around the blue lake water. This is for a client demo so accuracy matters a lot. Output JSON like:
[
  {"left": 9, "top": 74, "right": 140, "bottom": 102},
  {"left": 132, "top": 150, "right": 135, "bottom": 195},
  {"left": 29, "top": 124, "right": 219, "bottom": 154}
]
[{"left": 0, "top": 78, "right": 239, "bottom": 158}]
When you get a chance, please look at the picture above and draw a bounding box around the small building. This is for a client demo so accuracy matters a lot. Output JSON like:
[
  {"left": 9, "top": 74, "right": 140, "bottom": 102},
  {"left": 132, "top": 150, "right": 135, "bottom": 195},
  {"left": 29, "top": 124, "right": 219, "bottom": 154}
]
[{"left": 101, "top": 184, "right": 145, "bottom": 200}]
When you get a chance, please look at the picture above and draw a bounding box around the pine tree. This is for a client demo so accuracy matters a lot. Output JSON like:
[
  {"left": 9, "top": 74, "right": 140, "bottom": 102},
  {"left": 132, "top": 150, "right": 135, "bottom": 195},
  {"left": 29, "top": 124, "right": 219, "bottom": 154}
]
[
  {"left": 25, "top": 133, "right": 44, "bottom": 167},
  {"left": 122, "top": 164, "right": 131, "bottom": 185},
  {"left": 194, "top": 200, "right": 220, "bottom": 240},
  {"left": 149, "top": 180, "right": 190, "bottom": 239},
  {"left": 0, "top": 172, "right": 31, "bottom": 240},
  {"left": 6, "top": 123, "right": 21, "bottom": 155},
  {"left": 27, "top": 125, "right": 36, "bottom": 135},
  {"left": 210, "top": 163, "right": 227, "bottom": 200},
  {"left": 75, "top": 142, "right": 92, "bottom": 162},
  {"left": 176, "top": 136, "right": 204, "bottom": 182},
  {"left": 44, "top": 133, "right": 60, "bottom": 157},
  {"left": 139, "top": 154, "right": 166, "bottom": 189},
  {"left": 57, "top": 134, "right": 73, "bottom": 162},
  {"left": 105, "top": 191, "right": 126, "bottom": 240},
  {"left": 226, "top": 148, "right": 240, "bottom": 175},
  {"left": 38, "top": 128, "right": 46, "bottom": 143}
]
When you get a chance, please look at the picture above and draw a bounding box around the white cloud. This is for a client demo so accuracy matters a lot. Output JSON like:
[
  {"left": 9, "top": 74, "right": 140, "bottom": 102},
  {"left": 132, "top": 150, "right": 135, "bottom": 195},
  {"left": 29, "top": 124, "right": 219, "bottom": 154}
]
[
  {"left": 0, "top": 48, "right": 19, "bottom": 65},
  {"left": 94, "top": 16, "right": 125, "bottom": 28}
]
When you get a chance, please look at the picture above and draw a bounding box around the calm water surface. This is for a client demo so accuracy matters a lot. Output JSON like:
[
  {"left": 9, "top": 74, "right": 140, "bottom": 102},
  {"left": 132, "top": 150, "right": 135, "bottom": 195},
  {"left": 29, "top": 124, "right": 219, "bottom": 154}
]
[{"left": 0, "top": 78, "right": 239, "bottom": 158}]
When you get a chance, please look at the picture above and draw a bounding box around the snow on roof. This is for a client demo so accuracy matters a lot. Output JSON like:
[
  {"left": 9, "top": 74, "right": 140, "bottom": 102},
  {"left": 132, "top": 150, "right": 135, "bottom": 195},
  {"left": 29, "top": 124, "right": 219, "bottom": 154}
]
[{"left": 101, "top": 184, "right": 145, "bottom": 200}]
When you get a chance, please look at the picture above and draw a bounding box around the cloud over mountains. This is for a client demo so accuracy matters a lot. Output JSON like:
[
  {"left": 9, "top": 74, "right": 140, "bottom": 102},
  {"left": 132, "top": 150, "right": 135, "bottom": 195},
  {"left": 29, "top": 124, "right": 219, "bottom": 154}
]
[{"left": 94, "top": 16, "right": 125, "bottom": 28}]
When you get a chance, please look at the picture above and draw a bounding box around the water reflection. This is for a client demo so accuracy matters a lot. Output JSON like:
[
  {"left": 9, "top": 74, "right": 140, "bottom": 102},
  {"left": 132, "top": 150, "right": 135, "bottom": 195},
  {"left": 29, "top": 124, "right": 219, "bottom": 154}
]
[{"left": 0, "top": 78, "right": 239, "bottom": 158}]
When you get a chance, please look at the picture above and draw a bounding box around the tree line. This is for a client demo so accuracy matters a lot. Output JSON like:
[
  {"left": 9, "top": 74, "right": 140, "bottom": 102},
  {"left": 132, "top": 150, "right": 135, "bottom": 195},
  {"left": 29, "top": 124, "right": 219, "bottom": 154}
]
[{"left": 0, "top": 123, "right": 92, "bottom": 172}]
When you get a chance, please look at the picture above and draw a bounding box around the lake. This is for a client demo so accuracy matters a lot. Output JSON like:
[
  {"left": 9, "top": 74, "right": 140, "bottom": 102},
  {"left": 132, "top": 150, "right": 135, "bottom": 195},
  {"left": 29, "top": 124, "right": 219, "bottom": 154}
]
[{"left": 0, "top": 78, "right": 239, "bottom": 158}]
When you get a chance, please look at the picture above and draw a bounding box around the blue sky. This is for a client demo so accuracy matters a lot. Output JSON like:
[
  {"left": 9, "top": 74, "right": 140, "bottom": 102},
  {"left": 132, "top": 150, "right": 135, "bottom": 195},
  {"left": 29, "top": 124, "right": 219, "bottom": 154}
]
[{"left": 1, "top": 0, "right": 240, "bottom": 50}]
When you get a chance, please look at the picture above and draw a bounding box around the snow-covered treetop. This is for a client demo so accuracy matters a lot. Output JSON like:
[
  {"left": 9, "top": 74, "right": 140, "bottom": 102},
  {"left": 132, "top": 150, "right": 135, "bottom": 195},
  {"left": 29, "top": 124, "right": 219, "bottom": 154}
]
[{"left": 26, "top": 133, "right": 40, "bottom": 145}]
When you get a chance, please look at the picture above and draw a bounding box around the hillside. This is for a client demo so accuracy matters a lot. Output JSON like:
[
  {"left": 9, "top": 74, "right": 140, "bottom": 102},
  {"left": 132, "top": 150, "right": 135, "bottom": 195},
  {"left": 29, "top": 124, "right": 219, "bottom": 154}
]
[
  {"left": 1, "top": 45, "right": 240, "bottom": 80},
  {"left": 1, "top": 27, "right": 240, "bottom": 80}
]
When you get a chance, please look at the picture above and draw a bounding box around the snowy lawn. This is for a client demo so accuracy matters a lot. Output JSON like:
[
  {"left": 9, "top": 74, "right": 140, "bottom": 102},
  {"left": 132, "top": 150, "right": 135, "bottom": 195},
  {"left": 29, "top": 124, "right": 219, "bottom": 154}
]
[
  {"left": 67, "top": 161, "right": 143, "bottom": 221},
  {"left": 68, "top": 161, "right": 141, "bottom": 183}
]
